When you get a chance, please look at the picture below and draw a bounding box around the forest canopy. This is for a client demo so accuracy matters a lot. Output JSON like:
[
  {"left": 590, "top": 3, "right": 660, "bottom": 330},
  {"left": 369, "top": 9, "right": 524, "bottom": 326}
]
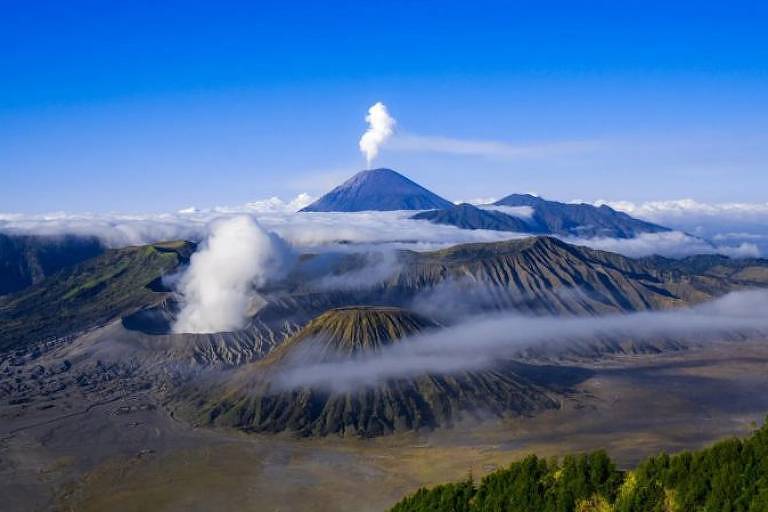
[{"left": 390, "top": 418, "right": 768, "bottom": 512}]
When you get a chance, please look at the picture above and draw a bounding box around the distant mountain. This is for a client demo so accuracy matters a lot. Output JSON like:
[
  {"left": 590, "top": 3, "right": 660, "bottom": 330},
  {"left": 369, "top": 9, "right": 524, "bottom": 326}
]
[
  {"left": 412, "top": 194, "right": 670, "bottom": 239},
  {"left": 300, "top": 168, "right": 454, "bottom": 212},
  {"left": 412, "top": 203, "right": 539, "bottom": 233},
  {"left": 0, "top": 233, "right": 104, "bottom": 295},
  {"left": 495, "top": 194, "right": 670, "bottom": 238}
]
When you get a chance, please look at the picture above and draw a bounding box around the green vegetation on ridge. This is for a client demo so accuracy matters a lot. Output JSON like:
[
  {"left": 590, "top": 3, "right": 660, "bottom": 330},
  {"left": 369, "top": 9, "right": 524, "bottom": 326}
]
[
  {"left": 0, "top": 241, "right": 194, "bottom": 351},
  {"left": 390, "top": 418, "right": 768, "bottom": 512}
]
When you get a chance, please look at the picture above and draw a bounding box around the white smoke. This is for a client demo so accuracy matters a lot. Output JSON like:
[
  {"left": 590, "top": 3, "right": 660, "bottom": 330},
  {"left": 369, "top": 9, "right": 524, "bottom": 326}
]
[
  {"left": 172, "top": 215, "right": 293, "bottom": 334},
  {"left": 358, "top": 102, "right": 395, "bottom": 167}
]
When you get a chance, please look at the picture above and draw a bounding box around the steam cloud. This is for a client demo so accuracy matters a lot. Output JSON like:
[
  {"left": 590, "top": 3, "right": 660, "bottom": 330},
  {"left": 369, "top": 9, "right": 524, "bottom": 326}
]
[
  {"left": 275, "top": 290, "right": 768, "bottom": 391},
  {"left": 173, "top": 215, "right": 293, "bottom": 334},
  {"left": 359, "top": 102, "right": 395, "bottom": 166}
]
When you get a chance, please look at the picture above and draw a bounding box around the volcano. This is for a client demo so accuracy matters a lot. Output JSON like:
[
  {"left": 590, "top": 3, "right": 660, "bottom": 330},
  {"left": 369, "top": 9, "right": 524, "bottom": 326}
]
[
  {"left": 179, "top": 306, "right": 561, "bottom": 437},
  {"left": 300, "top": 168, "right": 454, "bottom": 212}
]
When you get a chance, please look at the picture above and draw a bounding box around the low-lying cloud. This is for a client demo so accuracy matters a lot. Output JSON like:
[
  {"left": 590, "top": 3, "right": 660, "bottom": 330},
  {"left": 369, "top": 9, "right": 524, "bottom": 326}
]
[
  {"left": 275, "top": 289, "right": 768, "bottom": 392},
  {"left": 1, "top": 196, "right": 765, "bottom": 260},
  {"left": 173, "top": 215, "right": 294, "bottom": 334},
  {"left": 592, "top": 198, "right": 768, "bottom": 255},
  {"left": 308, "top": 249, "right": 401, "bottom": 291},
  {"left": 479, "top": 204, "right": 535, "bottom": 218},
  {"left": 564, "top": 231, "right": 761, "bottom": 259}
]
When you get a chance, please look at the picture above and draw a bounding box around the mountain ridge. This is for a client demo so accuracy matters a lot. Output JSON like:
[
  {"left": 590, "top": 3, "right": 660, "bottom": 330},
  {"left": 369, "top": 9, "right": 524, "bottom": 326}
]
[
  {"left": 0, "top": 233, "right": 105, "bottom": 296},
  {"left": 412, "top": 195, "right": 671, "bottom": 239}
]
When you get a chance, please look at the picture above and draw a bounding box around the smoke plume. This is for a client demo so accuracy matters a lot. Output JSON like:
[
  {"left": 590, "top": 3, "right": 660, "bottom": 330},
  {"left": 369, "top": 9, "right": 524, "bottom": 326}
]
[
  {"left": 359, "top": 102, "right": 395, "bottom": 166},
  {"left": 173, "top": 215, "right": 293, "bottom": 333}
]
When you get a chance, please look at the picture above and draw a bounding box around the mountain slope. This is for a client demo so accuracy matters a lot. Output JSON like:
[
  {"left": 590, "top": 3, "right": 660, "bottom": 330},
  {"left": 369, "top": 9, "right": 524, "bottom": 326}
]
[
  {"left": 412, "top": 194, "right": 670, "bottom": 238},
  {"left": 278, "top": 236, "right": 750, "bottom": 321},
  {"left": 300, "top": 168, "right": 454, "bottom": 212},
  {"left": 0, "top": 241, "right": 194, "bottom": 351},
  {"left": 177, "top": 306, "right": 566, "bottom": 437},
  {"left": 412, "top": 203, "right": 535, "bottom": 232},
  {"left": 0, "top": 233, "right": 104, "bottom": 295},
  {"left": 494, "top": 194, "right": 670, "bottom": 238}
]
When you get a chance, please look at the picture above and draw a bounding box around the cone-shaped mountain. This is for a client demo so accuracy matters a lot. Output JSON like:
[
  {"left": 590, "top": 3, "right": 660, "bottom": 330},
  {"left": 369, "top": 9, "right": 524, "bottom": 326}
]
[
  {"left": 300, "top": 168, "right": 454, "bottom": 212},
  {"left": 176, "top": 306, "right": 561, "bottom": 437},
  {"left": 274, "top": 306, "right": 438, "bottom": 358}
]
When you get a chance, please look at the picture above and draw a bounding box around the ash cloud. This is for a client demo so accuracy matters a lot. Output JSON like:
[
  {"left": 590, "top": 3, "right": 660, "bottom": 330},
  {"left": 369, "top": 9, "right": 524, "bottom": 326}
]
[
  {"left": 173, "top": 215, "right": 294, "bottom": 334},
  {"left": 275, "top": 290, "right": 768, "bottom": 392}
]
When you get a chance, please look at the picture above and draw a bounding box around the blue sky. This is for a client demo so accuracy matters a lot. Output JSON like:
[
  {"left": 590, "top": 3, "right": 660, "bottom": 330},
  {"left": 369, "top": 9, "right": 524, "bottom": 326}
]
[{"left": 1, "top": 1, "right": 767, "bottom": 213}]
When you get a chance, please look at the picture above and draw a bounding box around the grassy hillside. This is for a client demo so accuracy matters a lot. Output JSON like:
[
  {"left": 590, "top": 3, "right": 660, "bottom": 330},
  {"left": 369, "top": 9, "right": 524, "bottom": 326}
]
[
  {"left": 390, "top": 418, "right": 768, "bottom": 512},
  {"left": 0, "top": 232, "right": 104, "bottom": 295},
  {"left": 0, "top": 241, "right": 194, "bottom": 351}
]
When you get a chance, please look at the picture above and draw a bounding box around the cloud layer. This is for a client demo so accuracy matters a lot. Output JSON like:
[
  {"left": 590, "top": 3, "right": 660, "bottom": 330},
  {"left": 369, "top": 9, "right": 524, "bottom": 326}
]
[
  {"left": 275, "top": 289, "right": 768, "bottom": 392},
  {"left": 593, "top": 198, "right": 768, "bottom": 255},
  {"left": 2, "top": 196, "right": 766, "bottom": 259}
]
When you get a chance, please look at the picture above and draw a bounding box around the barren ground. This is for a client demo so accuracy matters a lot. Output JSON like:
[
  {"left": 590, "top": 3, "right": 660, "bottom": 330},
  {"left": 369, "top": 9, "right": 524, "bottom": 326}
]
[{"left": 2, "top": 340, "right": 768, "bottom": 512}]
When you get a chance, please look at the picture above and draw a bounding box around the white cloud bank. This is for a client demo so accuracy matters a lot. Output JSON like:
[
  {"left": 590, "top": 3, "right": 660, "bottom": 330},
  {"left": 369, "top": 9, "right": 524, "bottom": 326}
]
[
  {"left": 595, "top": 199, "right": 768, "bottom": 223},
  {"left": 0, "top": 201, "right": 762, "bottom": 259},
  {"left": 591, "top": 198, "right": 768, "bottom": 256},
  {"left": 479, "top": 204, "right": 536, "bottom": 218},
  {"left": 2, "top": 194, "right": 766, "bottom": 260},
  {"left": 564, "top": 231, "right": 760, "bottom": 259}
]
